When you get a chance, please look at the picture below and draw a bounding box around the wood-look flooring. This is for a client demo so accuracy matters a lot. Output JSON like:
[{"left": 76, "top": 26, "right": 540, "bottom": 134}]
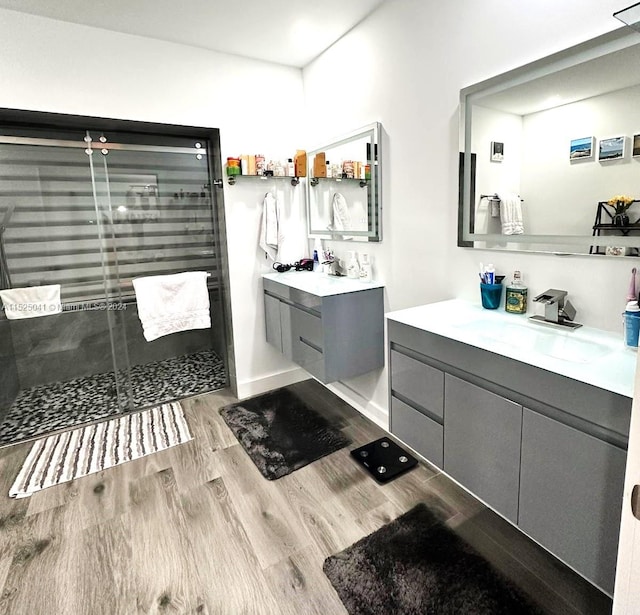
[{"left": 0, "top": 380, "right": 612, "bottom": 615}]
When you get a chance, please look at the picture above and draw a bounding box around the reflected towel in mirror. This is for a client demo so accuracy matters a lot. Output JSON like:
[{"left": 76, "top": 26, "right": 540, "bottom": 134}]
[
  {"left": 0, "top": 284, "right": 62, "bottom": 320},
  {"left": 132, "top": 271, "right": 210, "bottom": 341},
  {"left": 499, "top": 193, "right": 524, "bottom": 235},
  {"left": 329, "top": 192, "right": 354, "bottom": 240}
]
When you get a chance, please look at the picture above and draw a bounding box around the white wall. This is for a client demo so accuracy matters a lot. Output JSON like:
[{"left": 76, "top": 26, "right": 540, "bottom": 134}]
[
  {"left": 303, "top": 0, "right": 634, "bottom": 423},
  {"left": 0, "top": 8, "right": 307, "bottom": 398}
]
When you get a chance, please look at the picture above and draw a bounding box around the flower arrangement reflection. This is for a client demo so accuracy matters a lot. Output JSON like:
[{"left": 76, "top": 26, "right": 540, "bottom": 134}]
[{"left": 607, "top": 195, "right": 635, "bottom": 226}]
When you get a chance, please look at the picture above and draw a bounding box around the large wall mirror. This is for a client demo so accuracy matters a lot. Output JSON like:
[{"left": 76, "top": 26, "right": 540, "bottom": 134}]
[
  {"left": 307, "top": 122, "right": 381, "bottom": 242},
  {"left": 459, "top": 27, "right": 640, "bottom": 256}
]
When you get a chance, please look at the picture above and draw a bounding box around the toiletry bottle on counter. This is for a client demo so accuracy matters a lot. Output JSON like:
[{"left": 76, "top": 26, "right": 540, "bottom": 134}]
[
  {"left": 359, "top": 253, "right": 372, "bottom": 282},
  {"left": 624, "top": 301, "right": 640, "bottom": 348},
  {"left": 505, "top": 270, "right": 527, "bottom": 314},
  {"left": 346, "top": 251, "right": 360, "bottom": 279}
]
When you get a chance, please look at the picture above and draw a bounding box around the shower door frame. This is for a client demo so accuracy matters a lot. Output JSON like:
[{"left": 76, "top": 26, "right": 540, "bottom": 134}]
[{"left": 0, "top": 106, "right": 237, "bottom": 398}]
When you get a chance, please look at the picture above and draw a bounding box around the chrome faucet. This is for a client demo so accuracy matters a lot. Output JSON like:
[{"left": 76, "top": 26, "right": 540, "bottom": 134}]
[{"left": 530, "top": 289, "right": 582, "bottom": 330}]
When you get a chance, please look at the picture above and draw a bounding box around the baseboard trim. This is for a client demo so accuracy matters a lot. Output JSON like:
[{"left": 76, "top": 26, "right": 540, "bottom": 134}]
[
  {"left": 236, "top": 367, "right": 309, "bottom": 400},
  {"left": 325, "top": 381, "right": 389, "bottom": 430}
]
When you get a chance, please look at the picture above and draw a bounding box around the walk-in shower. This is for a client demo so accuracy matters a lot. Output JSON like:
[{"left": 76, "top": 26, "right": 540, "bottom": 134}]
[{"left": 0, "top": 110, "right": 232, "bottom": 446}]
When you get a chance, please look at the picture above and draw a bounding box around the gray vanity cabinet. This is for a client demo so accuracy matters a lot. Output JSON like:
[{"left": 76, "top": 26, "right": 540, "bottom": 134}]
[
  {"left": 518, "top": 409, "right": 626, "bottom": 594},
  {"left": 387, "top": 317, "right": 631, "bottom": 595},
  {"left": 263, "top": 277, "right": 384, "bottom": 384},
  {"left": 444, "top": 374, "right": 522, "bottom": 523}
]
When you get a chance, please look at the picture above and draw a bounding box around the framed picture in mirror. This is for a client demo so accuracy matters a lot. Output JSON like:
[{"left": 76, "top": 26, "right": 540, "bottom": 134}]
[
  {"left": 490, "top": 141, "right": 504, "bottom": 162},
  {"left": 598, "top": 136, "right": 625, "bottom": 161},
  {"left": 569, "top": 136, "right": 595, "bottom": 161}
]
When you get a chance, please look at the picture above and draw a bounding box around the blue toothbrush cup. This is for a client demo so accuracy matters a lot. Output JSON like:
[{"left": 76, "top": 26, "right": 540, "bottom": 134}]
[{"left": 480, "top": 282, "right": 503, "bottom": 310}]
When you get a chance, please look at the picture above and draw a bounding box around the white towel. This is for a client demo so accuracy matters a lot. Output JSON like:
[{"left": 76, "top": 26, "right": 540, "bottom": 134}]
[
  {"left": 0, "top": 284, "right": 61, "bottom": 320},
  {"left": 499, "top": 193, "right": 524, "bottom": 235},
  {"left": 329, "top": 192, "right": 354, "bottom": 240},
  {"left": 259, "top": 192, "right": 280, "bottom": 261},
  {"left": 132, "top": 271, "right": 210, "bottom": 342}
]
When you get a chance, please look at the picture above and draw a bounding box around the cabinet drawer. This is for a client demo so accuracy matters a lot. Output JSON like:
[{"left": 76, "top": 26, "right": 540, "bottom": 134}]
[
  {"left": 291, "top": 305, "right": 323, "bottom": 351},
  {"left": 263, "top": 278, "right": 322, "bottom": 313},
  {"left": 390, "top": 396, "right": 443, "bottom": 468},
  {"left": 391, "top": 349, "right": 444, "bottom": 420}
]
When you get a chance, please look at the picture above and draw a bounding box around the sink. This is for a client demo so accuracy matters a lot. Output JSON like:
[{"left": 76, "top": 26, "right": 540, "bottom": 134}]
[{"left": 453, "top": 318, "right": 613, "bottom": 364}]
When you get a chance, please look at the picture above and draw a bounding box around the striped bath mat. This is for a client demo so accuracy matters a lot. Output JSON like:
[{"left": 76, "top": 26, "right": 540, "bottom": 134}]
[{"left": 9, "top": 402, "right": 191, "bottom": 498}]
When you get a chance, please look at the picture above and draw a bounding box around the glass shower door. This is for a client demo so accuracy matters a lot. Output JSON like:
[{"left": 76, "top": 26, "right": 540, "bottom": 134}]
[
  {"left": 86, "top": 133, "right": 134, "bottom": 412},
  {"left": 85, "top": 131, "right": 225, "bottom": 411}
]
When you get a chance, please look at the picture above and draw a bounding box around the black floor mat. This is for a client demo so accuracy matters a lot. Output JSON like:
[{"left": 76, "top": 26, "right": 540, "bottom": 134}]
[{"left": 220, "top": 387, "right": 350, "bottom": 480}]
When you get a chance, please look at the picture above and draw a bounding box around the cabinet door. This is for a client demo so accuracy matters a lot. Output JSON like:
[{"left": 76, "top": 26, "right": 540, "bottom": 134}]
[
  {"left": 444, "top": 374, "right": 522, "bottom": 523},
  {"left": 264, "top": 293, "right": 282, "bottom": 352},
  {"left": 519, "top": 408, "right": 626, "bottom": 595}
]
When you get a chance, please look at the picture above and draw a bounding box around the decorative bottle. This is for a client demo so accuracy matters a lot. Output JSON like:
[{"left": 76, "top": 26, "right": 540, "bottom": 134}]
[{"left": 505, "top": 270, "right": 527, "bottom": 314}]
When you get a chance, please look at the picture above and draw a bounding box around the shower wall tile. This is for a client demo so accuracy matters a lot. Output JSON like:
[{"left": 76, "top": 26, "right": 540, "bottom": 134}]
[
  {"left": 11, "top": 292, "right": 223, "bottom": 389},
  {"left": 0, "top": 319, "right": 19, "bottom": 417}
]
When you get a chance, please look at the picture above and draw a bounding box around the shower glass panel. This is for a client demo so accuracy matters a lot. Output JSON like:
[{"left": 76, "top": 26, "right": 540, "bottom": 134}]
[
  {"left": 85, "top": 131, "right": 225, "bottom": 411},
  {"left": 0, "top": 120, "right": 228, "bottom": 447},
  {"left": 86, "top": 135, "right": 134, "bottom": 412},
  {"left": 0, "top": 133, "right": 128, "bottom": 442}
]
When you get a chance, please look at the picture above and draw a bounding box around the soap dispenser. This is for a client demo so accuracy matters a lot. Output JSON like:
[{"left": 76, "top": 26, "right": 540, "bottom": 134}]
[
  {"left": 358, "top": 253, "right": 372, "bottom": 282},
  {"left": 346, "top": 251, "right": 360, "bottom": 279}
]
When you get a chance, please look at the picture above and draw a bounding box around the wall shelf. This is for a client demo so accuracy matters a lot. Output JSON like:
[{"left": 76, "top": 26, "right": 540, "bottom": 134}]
[
  {"left": 590, "top": 200, "right": 640, "bottom": 255},
  {"left": 227, "top": 174, "right": 300, "bottom": 186},
  {"left": 310, "top": 176, "right": 369, "bottom": 188}
]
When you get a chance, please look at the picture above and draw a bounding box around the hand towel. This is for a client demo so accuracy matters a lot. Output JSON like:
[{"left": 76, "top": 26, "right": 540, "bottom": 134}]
[
  {"left": 259, "top": 191, "right": 280, "bottom": 261},
  {"left": 0, "top": 284, "right": 61, "bottom": 320},
  {"left": 499, "top": 193, "right": 524, "bottom": 235},
  {"left": 132, "top": 271, "right": 210, "bottom": 342},
  {"left": 329, "top": 192, "right": 354, "bottom": 240}
]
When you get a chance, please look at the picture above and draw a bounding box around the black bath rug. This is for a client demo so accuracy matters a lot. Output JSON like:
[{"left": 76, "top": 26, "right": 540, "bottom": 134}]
[
  {"left": 323, "top": 503, "right": 543, "bottom": 615},
  {"left": 219, "top": 387, "right": 350, "bottom": 480},
  {"left": 350, "top": 437, "right": 418, "bottom": 483}
]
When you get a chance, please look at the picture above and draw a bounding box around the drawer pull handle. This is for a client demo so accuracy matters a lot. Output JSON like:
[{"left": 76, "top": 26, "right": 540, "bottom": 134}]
[
  {"left": 632, "top": 485, "right": 640, "bottom": 521},
  {"left": 299, "top": 336, "right": 323, "bottom": 354}
]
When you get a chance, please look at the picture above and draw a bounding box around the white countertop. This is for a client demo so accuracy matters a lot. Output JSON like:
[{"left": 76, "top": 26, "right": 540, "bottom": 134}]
[
  {"left": 263, "top": 271, "right": 384, "bottom": 297},
  {"left": 386, "top": 299, "right": 636, "bottom": 398}
]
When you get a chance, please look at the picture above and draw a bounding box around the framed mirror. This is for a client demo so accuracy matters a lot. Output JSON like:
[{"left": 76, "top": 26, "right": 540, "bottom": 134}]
[
  {"left": 459, "top": 27, "right": 640, "bottom": 256},
  {"left": 307, "top": 122, "right": 381, "bottom": 242}
]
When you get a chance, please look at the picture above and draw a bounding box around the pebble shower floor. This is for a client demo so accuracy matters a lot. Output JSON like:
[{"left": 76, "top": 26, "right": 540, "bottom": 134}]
[{"left": 0, "top": 350, "right": 226, "bottom": 447}]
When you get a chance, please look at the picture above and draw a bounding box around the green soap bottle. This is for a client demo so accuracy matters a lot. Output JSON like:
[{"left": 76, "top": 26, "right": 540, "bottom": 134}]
[{"left": 505, "top": 270, "right": 528, "bottom": 314}]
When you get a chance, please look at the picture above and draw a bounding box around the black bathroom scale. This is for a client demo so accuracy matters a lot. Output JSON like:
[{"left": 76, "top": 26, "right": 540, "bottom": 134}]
[{"left": 350, "top": 437, "right": 418, "bottom": 483}]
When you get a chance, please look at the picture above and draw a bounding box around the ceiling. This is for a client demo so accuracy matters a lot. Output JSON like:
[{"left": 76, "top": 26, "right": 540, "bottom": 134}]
[{"left": 0, "top": 0, "right": 386, "bottom": 68}]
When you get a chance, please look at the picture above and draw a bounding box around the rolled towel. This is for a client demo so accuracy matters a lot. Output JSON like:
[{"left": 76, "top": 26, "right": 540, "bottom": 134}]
[
  {"left": 132, "top": 271, "right": 210, "bottom": 342},
  {"left": 0, "top": 284, "right": 62, "bottom": 320}
]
